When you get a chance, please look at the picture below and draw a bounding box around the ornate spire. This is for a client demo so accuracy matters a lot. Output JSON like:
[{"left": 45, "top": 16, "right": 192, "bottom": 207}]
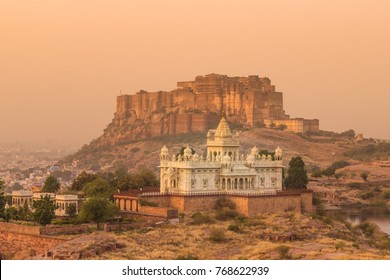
[{"left": 215, "top": 115, "right": 232, "bottom": 139}]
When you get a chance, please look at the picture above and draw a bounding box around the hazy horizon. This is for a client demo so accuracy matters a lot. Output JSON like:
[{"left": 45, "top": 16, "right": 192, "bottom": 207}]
[{"left": 1, "top": 0, "right": 389, "bottom": 147}]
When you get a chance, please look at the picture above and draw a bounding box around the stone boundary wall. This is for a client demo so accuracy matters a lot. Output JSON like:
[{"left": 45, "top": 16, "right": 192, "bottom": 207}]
[
  {"left": 139, "top": 205, "right": 178, "bottom": 219},
  {"left": 0, "top": 231, "right": 65, "bottom": 259},
  {"left": 140, "top": 190, "right": 313, "bottom": 216},
  {"left": 0, "top": 222, "right": 41, "bottom": 235},
  {"left": 0, "top": 222, "right": 89, "bottom": 236},
  {"left": 40, "top": 225, "right": 89, "bottom": 235},
  {"left": 103, "top": 222, "right": 139, "bottom": 232}
]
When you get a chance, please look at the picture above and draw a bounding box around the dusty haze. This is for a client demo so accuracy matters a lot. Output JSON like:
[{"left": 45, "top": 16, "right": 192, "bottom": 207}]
[{"left": 1, "top": 0, "right": 389, "bottom": 147}]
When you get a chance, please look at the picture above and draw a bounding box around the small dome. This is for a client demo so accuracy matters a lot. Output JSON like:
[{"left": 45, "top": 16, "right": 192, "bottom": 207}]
[
  {"left": 193, "top": 153, "right": 199, "bottom": 161},
  {"left": 184, "top": 146, "right": 192, "bottom": 156},
  {"left": 161, "top": 145, "right": 169, "bottom": 154},
  {"left": 251, "top": 145, "right": 259, "bottom": 155},
  {"left": 275, "top": 146, "right": 283, "bottom": 157},
  {"left": 207, "top": 131, "right": 212, "bottom": 138}
]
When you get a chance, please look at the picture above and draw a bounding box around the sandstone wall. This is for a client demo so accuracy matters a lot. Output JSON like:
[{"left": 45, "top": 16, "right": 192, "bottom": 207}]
[
  {"left": 40, "top": 225, "right": 89, "bottom": 235},
  {"left": 139, "top": 191, "right": 313, "bottom": 216},
  {"left": 0, "top": 222, "right": 89, "bottom": 236},
  {"left": 139, "top": 205, "right": 178, "bottom": 219},
  {"left": 300, "top": 191, "right": 314, "bottom": 213},
  {"left": 0, "top": 222, "right": 41, "bottom": 235},
  {"left": 0, "top": 231, "right": 65, "bottom": 259},
  {"left": 246, "top": 196, "right": 301, "bottom": 216}
]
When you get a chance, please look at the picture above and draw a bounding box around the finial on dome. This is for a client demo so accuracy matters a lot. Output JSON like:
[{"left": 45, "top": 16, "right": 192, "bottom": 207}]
[{"left": 221, "top": 110, "right": 226, "bottom": 118}]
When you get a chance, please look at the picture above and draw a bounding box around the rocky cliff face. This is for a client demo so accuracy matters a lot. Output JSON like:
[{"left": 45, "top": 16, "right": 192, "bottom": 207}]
[{"left": 95, "top": 73, "right": 288, "bottom": 146}]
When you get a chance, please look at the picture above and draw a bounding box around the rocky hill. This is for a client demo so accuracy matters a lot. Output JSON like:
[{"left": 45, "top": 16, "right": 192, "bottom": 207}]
[{"left": 61, "top": 127, "right": 358, "bottom": 174}]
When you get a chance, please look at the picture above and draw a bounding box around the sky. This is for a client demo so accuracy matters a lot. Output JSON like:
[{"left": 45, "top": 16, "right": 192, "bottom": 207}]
[{"left": 1, "top": 0, "right": 389, "bottom": 147}]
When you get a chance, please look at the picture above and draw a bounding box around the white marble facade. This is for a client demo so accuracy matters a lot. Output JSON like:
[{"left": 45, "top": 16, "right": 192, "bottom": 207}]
[{"left": 159, "top": 116, "right": 283, "bottom": 195}]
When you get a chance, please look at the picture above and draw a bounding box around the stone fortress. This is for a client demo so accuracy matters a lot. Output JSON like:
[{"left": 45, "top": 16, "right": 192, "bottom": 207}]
[
  {"left": 102, "top": 74, "right": 319, "bottom": 145},
  {"left": 159, "top": 114, "right": 283, "bottom": 195}
]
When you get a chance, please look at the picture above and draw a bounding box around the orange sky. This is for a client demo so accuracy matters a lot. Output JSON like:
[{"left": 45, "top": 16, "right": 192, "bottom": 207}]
[{"left": 1, "top": 0, "right": 389, "bottom": 146}]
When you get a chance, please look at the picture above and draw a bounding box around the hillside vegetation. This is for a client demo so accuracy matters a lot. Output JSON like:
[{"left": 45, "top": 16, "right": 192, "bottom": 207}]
[{"left": 60, "top": 128, "right": 370, "bottom": 173}]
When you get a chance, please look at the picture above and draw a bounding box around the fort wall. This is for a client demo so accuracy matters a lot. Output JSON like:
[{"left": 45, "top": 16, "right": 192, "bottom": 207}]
[{"left": 103, "top": 73, "right": 317, "bottom": 145}]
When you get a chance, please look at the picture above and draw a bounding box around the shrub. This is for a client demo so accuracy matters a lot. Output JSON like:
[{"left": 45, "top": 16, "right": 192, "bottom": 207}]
[
  {"left": 176, "top": 254, "right": 199, "bottom": 260},
  {"left": 311, "top": 169, "right": 323, "bottom": 178},
  {"left": 214, "top": 197, "right": 236, "bottom": 210},
  {"left": 358, "top": 222, "right": 377, "bottom": 237},
  {"left": 130, "top": 147, "right": 141, "bottom": 153},
  {"left": 234, "top": 215, "right": 248, "bottom": 224},
  {"left": 215, "top": 209, "right": 239, "bottom": 221},
  {"left": 359, "top": 191, "right": 375, "bottom": 200},
  {"left": 209, "top": 228, "right": 226, "bottom": 243},
  {"left": 277, "top": 245, "right": 291, "bottom": 260},
  {"left": 335, "top": 241, "right": 346, "bottom": 250},
  {"left": 139, "top": 200, "right": 158, "bottom": 207},
  {"left": 190, "top": 212, "right": 214, "bottom": 225},
  {"left": 360, "top": 171, "right": 369, "bottom": 181},
  {"left": 227, "top": 224, "right": 241, "bottom": 233},
  {"left": 348, "top": 182, "right": 362, "bottom": 190},
  {"left": 382, "top": 190, "right": 390, "bottom": 200},
  {"left": 329, "top": 161, "right": 351, "bottom": 170}
]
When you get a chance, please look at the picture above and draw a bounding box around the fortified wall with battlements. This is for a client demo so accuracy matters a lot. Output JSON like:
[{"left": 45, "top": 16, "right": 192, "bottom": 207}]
[{"left": 99, "top": 74, "right": 318, "bottom": 145}]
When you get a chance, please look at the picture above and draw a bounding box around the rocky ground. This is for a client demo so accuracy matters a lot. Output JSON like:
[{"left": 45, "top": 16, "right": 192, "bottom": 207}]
[{"left": 79, "top": 211, "right": 390, "bottom": 260}]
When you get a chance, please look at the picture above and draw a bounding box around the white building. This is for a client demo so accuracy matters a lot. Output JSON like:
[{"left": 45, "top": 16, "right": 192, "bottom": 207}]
[
  {"left": 11, "top": 190, "right": 33, "bottom": 207},
  {"left": 159, "top": 116, "right": 283, "bottom": 195},
  {"left": 55, "top": 195, "right": 79, "bottom": 217}
]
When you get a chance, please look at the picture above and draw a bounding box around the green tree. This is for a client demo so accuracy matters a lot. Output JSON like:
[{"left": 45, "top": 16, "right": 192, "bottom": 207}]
[
  {"left": 83, "top": 177, "right": 114, "bottom": 198},
  {"left": 19, "top": 200, "right": 32, "bottom": 221},
  {"left": 71, "top": 171, "right": 98, "bottom": 191},
  {"left": 32, "top": 195, "right": 56, "bottom": 225},
  {"left": 0, "top": 196, "right": 5, "bottom": 219},
  {"left": 78, "top": 197, "right": 119, "bottom": 229},
  {"left": 65, "top": 203, "right": 77, "bottom": 218},
  {"left": 5, "top": 206, "right": 19, "bottom": 221},
  {"left": 0, "top": 179, "right": 5, "bottom": 192},
  {"left": 0, "top": 179, "right": 5, "bottom": 219},
  {"left": 42, "top": 175, "right": 60, "bottom": 193},
  {"left": 129, "top": 167, "right": 159, "bottom": 190},
  {"left": 284, "top": 156, "right": 308, "bottom": 189}
]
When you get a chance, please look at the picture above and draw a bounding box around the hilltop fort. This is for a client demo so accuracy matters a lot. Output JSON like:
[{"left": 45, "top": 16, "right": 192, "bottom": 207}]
[{"left": 98, "top": 73, "right": 319, "bottom": 145}]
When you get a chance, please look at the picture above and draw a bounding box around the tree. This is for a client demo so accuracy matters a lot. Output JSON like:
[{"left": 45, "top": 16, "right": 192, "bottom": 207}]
[
  {"left": 0, "top": 179, "right": 5, "bottom": 219},
  {"left": 78, "top": 197, "right": 119, "bottom": 229},
  {"left": 32, "top": 195, "right": 56, "bottom": 225},
  {"left": 0, "top": 179, "right": 5, "bottom": 193},
  {"left": 284, "top": 156, "right": 308, "bottom": 189},
  {"left": 65, "top": 203, "right": 77, "bottom": 218},
  {"left": 19, "top": 200, "right": 32, "bottom": 221},
  {"left": 83, "top": 177, "right": 114, "bottom": 198},
  {"left": 0, "top": 196, "right": 5, "bottom": 220},
  {"left": 71, "top": 171, "right": 98, "bottom": 191},
  {"left": 129, "top": 167, "right": 159, "bottom": 190},
  {"left": 42, "top": 175, "right": 60, "bottom": 193}
]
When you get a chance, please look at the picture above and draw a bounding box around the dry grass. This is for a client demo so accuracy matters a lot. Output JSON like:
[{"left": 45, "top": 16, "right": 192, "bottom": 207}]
[{"left": 87, "top": 211, "right": 390, "bottom": 260}]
